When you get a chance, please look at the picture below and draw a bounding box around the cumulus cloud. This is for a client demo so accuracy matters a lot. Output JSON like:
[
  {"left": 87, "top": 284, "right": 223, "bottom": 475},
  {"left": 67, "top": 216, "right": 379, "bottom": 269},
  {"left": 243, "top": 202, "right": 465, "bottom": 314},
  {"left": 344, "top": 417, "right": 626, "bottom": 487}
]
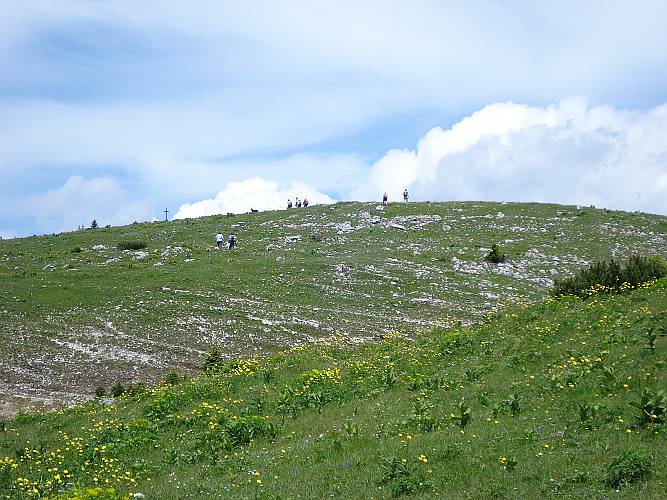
[
  {"left": 27, "top": 175, "right": 153, "bottom": 233},
  {"left": 354, "top": 98, "right": 667, "bottom": 214},
  {"left": 174, "top": 177, "right": 335, "bottom": 219}
]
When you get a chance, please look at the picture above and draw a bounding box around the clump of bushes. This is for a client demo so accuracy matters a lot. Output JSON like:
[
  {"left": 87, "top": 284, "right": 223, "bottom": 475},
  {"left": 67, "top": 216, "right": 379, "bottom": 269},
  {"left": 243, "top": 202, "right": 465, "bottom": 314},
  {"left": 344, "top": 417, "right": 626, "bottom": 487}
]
[
  {"left": 604, "top": 450, "right": 653, "bottom": 488},
  {"left": 485, "top": 244, "right": 507, "bottom": 264},
  {"left": 552, "top": 255, "right": 667, "bottom": 298},
  {"left": 118, "top": 240, "right": 147, "bottom": 251},
  {"left": 71, "top": 246, "right": 82, "bottom": 253}
]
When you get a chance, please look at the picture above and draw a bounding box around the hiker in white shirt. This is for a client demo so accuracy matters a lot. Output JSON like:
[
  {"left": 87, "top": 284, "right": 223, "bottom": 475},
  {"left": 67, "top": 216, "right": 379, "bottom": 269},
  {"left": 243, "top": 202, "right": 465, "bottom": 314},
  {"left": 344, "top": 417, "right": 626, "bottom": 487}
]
[{"left": 215, "top": 232, "right": 224, "bottom": 249}]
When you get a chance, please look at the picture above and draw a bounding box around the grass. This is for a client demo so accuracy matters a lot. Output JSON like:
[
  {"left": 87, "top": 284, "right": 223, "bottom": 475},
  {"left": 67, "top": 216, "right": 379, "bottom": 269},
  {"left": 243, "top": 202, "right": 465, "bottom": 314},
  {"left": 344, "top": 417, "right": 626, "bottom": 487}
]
[
  {"left": 0, "top": 278, "right": 665, "bottom": 498},
  {"left": 1, "top": 202, "right": 665, "bottom": 416},
  {"left": 0, "top": 201, "right": 666, "bottom": 497}
]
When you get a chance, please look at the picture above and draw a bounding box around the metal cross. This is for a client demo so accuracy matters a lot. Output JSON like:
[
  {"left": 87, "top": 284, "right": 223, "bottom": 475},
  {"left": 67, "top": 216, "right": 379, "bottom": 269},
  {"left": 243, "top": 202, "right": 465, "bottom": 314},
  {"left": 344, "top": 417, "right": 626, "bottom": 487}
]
[{"left": 164, "top": 207, "right": 169, "bottom": 221}]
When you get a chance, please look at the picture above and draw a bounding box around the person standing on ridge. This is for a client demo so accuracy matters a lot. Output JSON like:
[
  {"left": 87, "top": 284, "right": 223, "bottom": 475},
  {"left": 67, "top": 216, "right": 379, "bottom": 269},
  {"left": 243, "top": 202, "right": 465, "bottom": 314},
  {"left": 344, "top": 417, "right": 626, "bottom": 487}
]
[
  {"left": 382, "top": 192, "right": 388, "bottom": 206},
  {"left": 403, "top": 189, "right": 409, "bottom": 203},
  {"left": 287, "top": 199, "right": 293, "bottom": 209},
  {"left": 303, "top": 198, "right": 309, "bottom": 208}
]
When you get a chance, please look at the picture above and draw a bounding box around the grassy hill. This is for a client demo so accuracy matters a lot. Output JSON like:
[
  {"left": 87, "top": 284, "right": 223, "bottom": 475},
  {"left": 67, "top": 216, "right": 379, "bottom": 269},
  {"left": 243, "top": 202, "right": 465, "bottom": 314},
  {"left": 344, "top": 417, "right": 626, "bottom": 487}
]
[
  {"left": 0, "top": 201, "right": 666, "bottom": 498},
  {"left": 0, "top": 276, "right": 665, "bottom": 498},
  {"left": 1, "top": 201, "right": 665, "bottom": 418}
]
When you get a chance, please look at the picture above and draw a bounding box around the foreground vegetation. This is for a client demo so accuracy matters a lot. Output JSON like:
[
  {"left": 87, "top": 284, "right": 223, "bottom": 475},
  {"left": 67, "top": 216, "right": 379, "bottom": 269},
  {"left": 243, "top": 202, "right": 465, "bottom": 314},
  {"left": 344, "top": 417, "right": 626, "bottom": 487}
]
[{"left": 1, "top": 277, "right": 665, "bottom": 498}]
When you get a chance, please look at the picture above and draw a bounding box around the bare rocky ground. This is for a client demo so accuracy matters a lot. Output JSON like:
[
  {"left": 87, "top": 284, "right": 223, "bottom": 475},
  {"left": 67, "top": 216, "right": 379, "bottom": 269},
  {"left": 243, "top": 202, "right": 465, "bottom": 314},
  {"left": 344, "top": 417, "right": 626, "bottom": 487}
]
[{"left": 1, "top": 201, "right": 665, "bottom": 417}]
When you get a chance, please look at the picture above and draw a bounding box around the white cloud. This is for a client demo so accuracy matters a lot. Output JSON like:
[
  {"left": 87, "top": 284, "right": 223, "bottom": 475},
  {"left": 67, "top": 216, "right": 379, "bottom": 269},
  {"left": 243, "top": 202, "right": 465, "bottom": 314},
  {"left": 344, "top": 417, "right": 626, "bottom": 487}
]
[
  {"left": 354, "top": 98, "right": 667, "bottom": 214},
  {"left": 174, "top": 177, "right": 335, "bottom": 219},
  {"left": 26, "top": 175, "right": 153, "bottom": 232}
]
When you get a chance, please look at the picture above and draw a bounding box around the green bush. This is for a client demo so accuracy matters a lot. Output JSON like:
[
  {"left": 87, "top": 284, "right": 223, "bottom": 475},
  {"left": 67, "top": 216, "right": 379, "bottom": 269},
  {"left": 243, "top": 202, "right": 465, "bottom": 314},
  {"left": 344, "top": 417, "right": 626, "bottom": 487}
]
[
  {"left": 118, "top": 240, "right": 147, "bottom": 251},
  {"left": 71, "top": 246, "right": 82, "bottom": 253},
  {"left": 605, "top": 450, "right": 653, "bottom": 488},
  {"left": 110, "top": 382, "right": 125, "bottom": 398},
  {"left": 485, "top": 244, "right": 506, "bottom": 264},
  {"left": 94, "top": 386, "right": 106, "bottom": 398},
  {"left": 552, "top": 255, "right": 667, "bottom": 298},
  {"left": 163, "top": 369, "right": 183, "bottom": 386},
  {"left": 202, "top": 345, "right": 226, "bottom": 374}
]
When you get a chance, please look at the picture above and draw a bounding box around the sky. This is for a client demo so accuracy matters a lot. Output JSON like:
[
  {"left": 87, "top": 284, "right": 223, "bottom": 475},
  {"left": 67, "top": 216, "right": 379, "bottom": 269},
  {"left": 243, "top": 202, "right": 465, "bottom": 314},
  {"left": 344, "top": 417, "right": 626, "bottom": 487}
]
[{"left": 1, "top": 1, "right": 667, "bottom": 238}]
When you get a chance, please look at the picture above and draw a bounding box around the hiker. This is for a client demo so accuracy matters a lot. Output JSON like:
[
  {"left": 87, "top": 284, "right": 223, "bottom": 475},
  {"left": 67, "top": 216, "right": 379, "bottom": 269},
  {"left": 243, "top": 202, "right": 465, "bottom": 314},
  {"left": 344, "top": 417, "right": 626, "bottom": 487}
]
[
  {"left": 403, "top": 189, "right": 409, "bottom": 203},
  {"left": 215, "top": 231, "right": 224, "bottom": 249},
  {"left": 382, "top": 192, "right": 388, "bottom": 206},
  {"left": 228, "top": 233, "right": 237, "bottom": 249},
  {"left": 287, "top": 199, "right": 293, "bottom": 209},
  {"left": 303, "top": 198, "right": 309, "bottom": 207},
  {"left": 296, "top": 197, "right": 302, "bottom": 208}
]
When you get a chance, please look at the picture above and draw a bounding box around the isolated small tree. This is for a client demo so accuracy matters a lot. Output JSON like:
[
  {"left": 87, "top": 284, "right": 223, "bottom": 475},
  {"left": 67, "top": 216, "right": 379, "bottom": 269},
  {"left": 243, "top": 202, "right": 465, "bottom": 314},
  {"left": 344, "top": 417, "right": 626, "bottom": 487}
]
[
  {"left": 485, "top": 244, "right": 507, "bottom": 264},
  {"left": 90, "top": 219, "right": 98, "bottom": 229}
]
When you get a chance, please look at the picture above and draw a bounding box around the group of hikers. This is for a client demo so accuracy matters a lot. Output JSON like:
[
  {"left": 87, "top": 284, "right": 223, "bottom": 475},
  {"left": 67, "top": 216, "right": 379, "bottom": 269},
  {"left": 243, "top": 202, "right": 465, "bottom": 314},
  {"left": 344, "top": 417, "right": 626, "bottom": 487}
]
[
  {"left": 214, "top": 188, "right": 410, "bottom": 249},
  {"left": 382, "top": 189, "right": 409, "bottom": 206},
  {"left": 215, "top": 231, "right": 237, "bottom": 249},
  {"left": 287, "top": 197, "right": 309, "bottom": 209}
]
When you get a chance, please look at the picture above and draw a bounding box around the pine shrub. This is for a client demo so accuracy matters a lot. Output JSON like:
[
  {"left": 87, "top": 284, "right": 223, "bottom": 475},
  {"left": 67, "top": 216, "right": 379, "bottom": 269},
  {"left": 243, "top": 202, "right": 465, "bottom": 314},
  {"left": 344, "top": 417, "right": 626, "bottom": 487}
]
[
  {"left": 551, "top": 255, "right": 666, "bottom": 298},
  {"left": 485, "top": 244, "right": 507, "bottom": 264},
  {"left": 118, "top": 240, "right": 147, "bottom": 251}
]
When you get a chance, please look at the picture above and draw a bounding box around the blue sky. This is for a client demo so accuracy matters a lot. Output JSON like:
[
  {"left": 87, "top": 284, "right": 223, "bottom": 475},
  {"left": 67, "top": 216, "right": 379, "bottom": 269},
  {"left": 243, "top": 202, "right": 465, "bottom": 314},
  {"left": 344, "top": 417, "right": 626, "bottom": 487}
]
[{"left": 1, "top": 1, "right": 667, "bottom": 237}]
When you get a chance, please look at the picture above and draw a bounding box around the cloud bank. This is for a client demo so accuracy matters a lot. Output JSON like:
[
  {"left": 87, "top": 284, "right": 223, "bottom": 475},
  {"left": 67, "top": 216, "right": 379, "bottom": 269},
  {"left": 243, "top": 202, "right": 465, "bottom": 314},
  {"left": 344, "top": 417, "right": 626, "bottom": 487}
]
[
  {"left": 26, "top": 176, "right": 153, "bottom": 233},
  {"left": 355, "top": 98, "right": 667, "bottom": 214},
  {"left": 24, "top": 98, "right": 667, "bottom": 230},
  {"left": 174, "top": 178, "right": 335, "bottom": 219}
]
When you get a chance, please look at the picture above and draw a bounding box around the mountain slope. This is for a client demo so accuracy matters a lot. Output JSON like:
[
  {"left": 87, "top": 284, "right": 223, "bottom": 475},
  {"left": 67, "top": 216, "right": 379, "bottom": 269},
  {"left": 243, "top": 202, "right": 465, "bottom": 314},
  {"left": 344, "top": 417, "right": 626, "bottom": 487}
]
[
  {"left": 1, "top": 201, "right": 666, "bottom": 416},
  {"left": 1, "top": 278, "right": 665, "bottom": 498}
]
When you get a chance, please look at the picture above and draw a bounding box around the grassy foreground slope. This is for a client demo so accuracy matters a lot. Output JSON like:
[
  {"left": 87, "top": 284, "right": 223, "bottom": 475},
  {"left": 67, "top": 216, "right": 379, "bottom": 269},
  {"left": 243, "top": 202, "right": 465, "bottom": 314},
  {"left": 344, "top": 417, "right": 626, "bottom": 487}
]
[
  {"left": 1, "top": 202, "right": 666, "bottom": 416},
  {"left": 1, "top": 279, "right": 665, "bottom": 498}
]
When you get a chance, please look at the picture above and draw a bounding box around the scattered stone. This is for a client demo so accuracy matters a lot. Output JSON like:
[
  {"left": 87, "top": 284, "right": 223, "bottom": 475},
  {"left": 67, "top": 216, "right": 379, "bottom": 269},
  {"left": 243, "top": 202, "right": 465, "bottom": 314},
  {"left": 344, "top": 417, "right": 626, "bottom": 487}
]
[
  {"left": 390, "top": 223, "right": 406, "bottom": 231},
  {"left": 161, "top": 246, "right": 185, "bottom": 258}
]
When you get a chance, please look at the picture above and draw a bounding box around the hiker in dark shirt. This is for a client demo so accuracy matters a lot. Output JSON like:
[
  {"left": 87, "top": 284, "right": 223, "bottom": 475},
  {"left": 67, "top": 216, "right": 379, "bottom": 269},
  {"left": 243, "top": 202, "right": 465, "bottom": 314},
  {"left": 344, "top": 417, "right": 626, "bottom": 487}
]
[
  {"left": 287, "top": 199, "right": 293, "bottom": 209},
  {"left": 303, "top": 198, "right": 309, "bottom": 208},
  {"left": 403, "top": 189, "right": 409, "bottom": 203},
  {"left": 382, "top": 192, "right": 388, "bottom": 206},
  {"left": 228, "top": 234, "right": 237, "bottom": 249}
]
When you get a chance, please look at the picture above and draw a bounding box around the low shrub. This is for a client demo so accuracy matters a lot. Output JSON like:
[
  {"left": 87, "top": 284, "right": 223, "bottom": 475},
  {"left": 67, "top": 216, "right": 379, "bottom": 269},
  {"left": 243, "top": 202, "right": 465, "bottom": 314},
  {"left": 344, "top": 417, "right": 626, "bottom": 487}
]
[
  {"left": 163, "top": 369, "right": 183, "bottom": 386},
  {"left": 71, "top": 246, "right": 82, "bottom": 253},
  {"left": 202, "top": 345, "right": 226, "bottom": 374},
  {"left": 118, "top": 240, "right": 147, "bottom": 251},
  {"left": 485, "top": 244, "right": 506, "bottom": 264},
  {"left": 552, "top": 255, "right": 667, "bottom": 298},
  {"left": 110, "top": 382, "right": 125, "bottom": 398},
  {"left": 604, "top": 450, "right": 653, "bottom": 488}
]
